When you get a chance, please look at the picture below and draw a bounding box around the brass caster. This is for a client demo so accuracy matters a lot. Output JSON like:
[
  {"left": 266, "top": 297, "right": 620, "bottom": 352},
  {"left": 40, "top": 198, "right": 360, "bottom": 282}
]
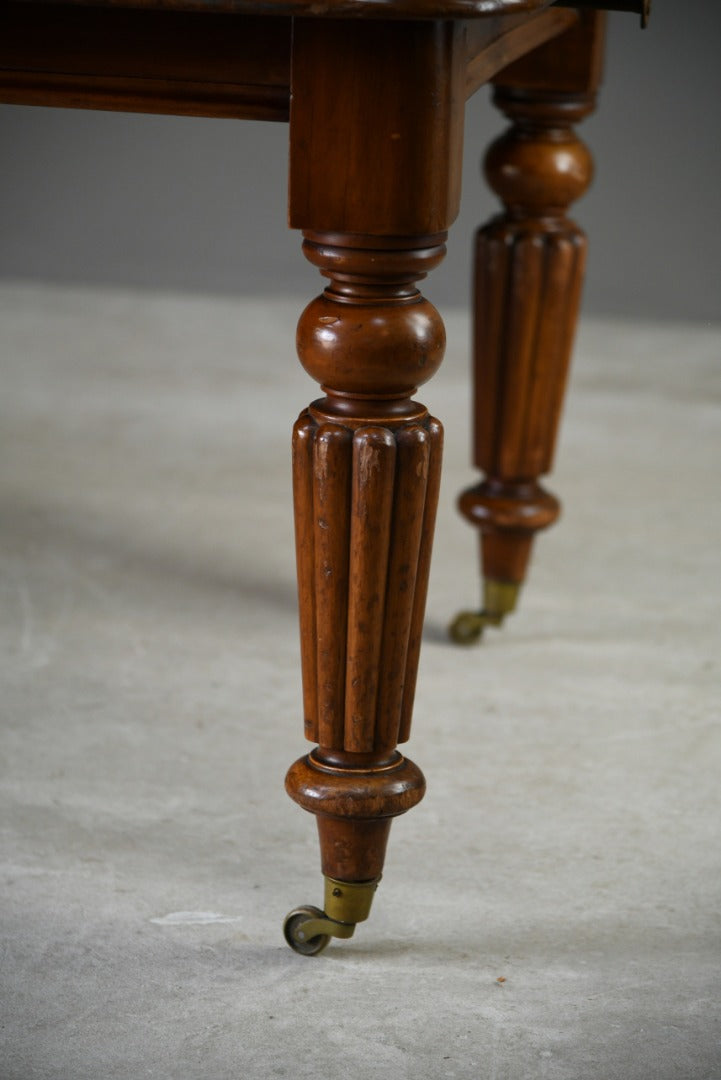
[
  {"left": 283, "top": 876, "right": 380, "bottom": 956},
  {"left": 449, "top": 580, "right": 520, "bottom": 646},
  {"left": 449, "top": 609, "right": 489, "bottom": 644}
]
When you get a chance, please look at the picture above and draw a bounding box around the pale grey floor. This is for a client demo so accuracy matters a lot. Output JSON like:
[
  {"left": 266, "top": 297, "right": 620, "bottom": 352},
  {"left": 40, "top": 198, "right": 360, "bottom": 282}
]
[{"left": 1, "top": 284, "right": 720, "bottom": 1080}]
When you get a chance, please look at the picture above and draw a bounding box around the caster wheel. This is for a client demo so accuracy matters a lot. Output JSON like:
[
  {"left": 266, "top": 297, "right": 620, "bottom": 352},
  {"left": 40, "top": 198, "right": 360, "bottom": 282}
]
[
  {"left": 449, "top": 610, "right": 484, "bottom": 645},
  {"left": 283, "top": 905, "right": 331, "bottom": 956}
]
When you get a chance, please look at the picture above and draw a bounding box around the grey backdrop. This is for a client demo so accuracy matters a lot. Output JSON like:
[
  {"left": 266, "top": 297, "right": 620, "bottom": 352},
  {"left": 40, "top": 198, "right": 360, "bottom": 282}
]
[{"left": 2, "top": 1, "right": 719, "bottom": 322}]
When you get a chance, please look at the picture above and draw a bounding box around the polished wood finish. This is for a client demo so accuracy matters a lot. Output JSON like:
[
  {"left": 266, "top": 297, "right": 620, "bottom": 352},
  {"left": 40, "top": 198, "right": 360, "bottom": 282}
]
[
  {"left": 286, "top": 227, "right": 446, "bottom": 883},
  {"left": 0, "top": 3, "right": 292, "bottom": 120},
  {"left": 0, "top": 3, "right": 589, "bottom": 125},
  {"left": 463, "top": 8, "right": 579, "bottom": 97},
  {"left": 289, "top": 19, "right": 467, "bottom": 237},
  {"left": 459, "top": 13, "right": 604, "bottom": 595}
]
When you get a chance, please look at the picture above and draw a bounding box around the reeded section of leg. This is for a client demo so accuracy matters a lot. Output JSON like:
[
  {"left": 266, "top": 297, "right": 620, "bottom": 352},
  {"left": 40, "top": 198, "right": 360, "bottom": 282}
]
[
  {"left": 452, "top": 15, "right": 605, "bottom": 644},
  {"left": 284, "top": 232, "right": 445, "bottom": 952}
]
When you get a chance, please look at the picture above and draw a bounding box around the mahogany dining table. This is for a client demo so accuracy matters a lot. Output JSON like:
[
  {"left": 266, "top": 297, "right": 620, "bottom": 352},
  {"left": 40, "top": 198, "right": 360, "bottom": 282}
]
[{"left": 1, "top": 0, "right": 648, "bottom": 954}]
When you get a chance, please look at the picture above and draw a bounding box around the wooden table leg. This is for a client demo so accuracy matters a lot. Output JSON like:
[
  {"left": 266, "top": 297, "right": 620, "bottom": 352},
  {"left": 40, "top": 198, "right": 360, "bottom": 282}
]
[
  {"left": 451, "top": 13, "right": 605, "bottom": 645},
  {"left": 283, "top": 231, "right": 445, "bottom": 953},
  {"left": 281, "top": 17, "right": 466, "bottom": 953}
]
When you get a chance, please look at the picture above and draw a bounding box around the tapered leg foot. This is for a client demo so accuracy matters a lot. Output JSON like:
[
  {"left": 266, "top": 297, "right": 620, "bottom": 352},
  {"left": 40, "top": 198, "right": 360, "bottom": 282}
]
[{"left": 452, "top": 481, "right": 559, "bottom": 641}]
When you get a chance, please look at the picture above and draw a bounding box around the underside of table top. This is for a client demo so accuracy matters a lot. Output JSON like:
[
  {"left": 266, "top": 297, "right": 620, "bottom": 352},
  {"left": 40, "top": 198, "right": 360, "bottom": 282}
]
[{"left": 5, "top": 0, "right": 647, "bottom": 22}]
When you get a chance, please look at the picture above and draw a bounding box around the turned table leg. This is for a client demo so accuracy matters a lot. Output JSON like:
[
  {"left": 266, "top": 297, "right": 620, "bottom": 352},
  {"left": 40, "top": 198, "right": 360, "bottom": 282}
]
[
  {"left": 451, "top": 14, "right": 605, "bottom": 645},
  {"left": 276, "top": 12, "right": 468, "bottom": 950},
  {"left": 283, "top": 232, "right": 445, "bottom": 953},
  {"left": 280, "top": 16, "right": 467, "bottom": 953}
]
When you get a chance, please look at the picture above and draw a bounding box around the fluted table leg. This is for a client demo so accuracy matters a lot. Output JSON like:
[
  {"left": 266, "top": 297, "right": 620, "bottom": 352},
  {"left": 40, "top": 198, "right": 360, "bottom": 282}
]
[
  {"left": 281, "top": 16, "right": 470, "bottom": 951},
  {"left": 283, "top": 232, "right": 446, "bottom": 952},
  {"left": 452, "top": 13, "right": 606, "bottom": 645}
]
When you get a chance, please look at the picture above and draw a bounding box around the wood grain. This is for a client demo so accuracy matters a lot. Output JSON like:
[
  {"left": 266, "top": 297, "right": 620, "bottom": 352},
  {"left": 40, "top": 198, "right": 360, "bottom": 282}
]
[{"left": 0, "top": 3, "right": 291, "bottom": 120}]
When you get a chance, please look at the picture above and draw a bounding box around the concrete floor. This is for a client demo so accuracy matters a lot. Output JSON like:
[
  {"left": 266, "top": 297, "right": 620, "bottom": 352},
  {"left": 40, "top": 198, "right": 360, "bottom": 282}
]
[{"left": 1, "top": 283, "right": 720, "bottom": 1079}]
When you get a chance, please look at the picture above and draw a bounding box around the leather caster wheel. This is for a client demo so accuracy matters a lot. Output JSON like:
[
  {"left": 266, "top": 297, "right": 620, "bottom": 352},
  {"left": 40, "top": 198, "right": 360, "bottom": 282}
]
[
  {"left": 283, "top": 905, "right": 331, "bottom": 956},
  {"left": 449, "top": 610, "right": 484, "bottom": 645}
]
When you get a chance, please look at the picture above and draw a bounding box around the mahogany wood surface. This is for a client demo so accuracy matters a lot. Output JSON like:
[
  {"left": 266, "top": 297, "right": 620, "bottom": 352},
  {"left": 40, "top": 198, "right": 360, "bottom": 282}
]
[
  {"left": 460, "top": 12, "right": 604, "bottom": 589},
  {"left": 0, "top": 3, "right": 292, "bottom": 120},
  {"left": 0, "top": 4, "right": 584, "bottom": 121}
]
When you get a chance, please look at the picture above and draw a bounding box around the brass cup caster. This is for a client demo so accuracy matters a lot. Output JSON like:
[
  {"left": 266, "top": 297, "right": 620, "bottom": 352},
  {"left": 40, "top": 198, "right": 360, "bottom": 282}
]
[
  {"left": 283, "top": 876, "right": 380, "bottom": 956},
  {"left": 449, "top": 580, "right": 520, "bottom": 645}
]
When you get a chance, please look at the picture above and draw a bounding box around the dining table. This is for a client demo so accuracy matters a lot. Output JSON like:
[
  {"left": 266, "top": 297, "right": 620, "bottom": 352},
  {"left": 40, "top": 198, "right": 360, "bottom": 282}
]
[{"left": 1, "top": 0, "right": 649, "bottom": 954}]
